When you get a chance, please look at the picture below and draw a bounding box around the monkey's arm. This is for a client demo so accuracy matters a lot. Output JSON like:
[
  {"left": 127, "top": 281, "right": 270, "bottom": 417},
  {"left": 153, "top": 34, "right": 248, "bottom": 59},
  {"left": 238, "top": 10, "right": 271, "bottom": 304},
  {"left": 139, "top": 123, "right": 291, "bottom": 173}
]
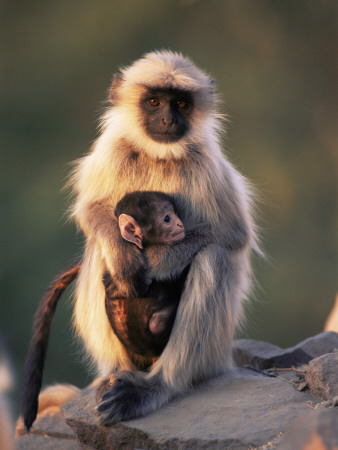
[
  {"left": 144, "top": 225, "right": 214, "bottom": 280},
  {"left": 80, "top": 201, "right": 149, "bottom": 296}
]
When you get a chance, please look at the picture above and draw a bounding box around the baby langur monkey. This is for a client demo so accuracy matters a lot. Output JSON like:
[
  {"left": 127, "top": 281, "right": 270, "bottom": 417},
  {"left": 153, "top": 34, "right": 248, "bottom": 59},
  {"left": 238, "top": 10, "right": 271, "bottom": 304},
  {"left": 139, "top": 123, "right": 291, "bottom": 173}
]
[{"left": 104, "top": 191, "right": 187, "bottom": 369}]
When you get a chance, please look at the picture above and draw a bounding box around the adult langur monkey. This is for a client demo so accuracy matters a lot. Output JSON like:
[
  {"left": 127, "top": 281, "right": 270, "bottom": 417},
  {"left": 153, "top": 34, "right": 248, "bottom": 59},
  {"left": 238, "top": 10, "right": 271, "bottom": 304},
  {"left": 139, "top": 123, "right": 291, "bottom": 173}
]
[{"left": 68, "top": 51, "right": 259, "bottom": 425}]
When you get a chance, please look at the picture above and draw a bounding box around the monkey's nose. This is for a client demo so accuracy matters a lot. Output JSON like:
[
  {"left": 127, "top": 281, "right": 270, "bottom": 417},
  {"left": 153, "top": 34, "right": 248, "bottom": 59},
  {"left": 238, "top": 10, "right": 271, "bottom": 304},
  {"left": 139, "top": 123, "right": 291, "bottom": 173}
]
[{"left": 161, "top": 116, "right": 175, "bottom": 127}]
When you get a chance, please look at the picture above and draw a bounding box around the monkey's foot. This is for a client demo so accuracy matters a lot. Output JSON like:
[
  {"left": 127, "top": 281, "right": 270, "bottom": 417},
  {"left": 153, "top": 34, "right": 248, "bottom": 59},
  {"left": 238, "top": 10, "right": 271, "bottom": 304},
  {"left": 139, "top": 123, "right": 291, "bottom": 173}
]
[{"left": 96, "top": 370, "right": 171, "bottom": 425}]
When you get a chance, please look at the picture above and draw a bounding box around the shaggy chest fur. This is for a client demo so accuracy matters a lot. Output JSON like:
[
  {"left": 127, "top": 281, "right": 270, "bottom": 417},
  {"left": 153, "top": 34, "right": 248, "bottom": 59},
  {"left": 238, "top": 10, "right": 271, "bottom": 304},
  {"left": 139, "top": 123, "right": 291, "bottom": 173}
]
[{"left": 106, "top": 141, "right": 216, "bottom": 224}]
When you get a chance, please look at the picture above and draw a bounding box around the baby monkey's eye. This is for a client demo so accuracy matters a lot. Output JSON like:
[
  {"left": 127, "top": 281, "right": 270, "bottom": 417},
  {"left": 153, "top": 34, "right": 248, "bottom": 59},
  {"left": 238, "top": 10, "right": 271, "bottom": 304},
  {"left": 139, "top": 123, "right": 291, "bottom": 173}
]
[
  {"left": 164, "top": 215, "right": 171, "bottom": 223},
  {"left": 149, "top": 98, "right": 160, "bottom": 106},
  {"left": 177, "top": 100, "right": 186, "bottom": 108}
]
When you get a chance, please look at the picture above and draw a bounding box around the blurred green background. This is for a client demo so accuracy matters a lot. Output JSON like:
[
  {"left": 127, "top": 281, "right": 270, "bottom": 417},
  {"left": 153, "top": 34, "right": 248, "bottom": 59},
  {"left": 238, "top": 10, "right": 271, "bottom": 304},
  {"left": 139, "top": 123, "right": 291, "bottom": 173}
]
[{"left": 1, "top": 0, "right": 337, "bottom": 411}]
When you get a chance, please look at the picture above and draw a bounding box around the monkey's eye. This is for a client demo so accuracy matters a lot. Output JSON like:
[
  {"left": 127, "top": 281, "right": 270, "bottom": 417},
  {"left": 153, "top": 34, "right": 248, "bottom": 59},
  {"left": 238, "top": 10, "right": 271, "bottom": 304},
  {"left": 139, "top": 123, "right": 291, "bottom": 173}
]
[
  {"left": 149, "top": 98, "right": 160, "bottom": 106},
  {"left": 177, "top": 100, "right": 186, "bottom": 108},
  {"left": 164, "top": 215, "right": 171, "bottom": 223}
]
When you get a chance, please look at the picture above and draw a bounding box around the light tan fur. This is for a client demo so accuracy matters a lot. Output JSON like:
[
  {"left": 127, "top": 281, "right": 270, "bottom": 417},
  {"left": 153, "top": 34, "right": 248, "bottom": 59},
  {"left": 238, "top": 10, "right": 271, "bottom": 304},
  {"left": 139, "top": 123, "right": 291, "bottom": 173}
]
[{"left": 67, "top": 51, "right": 259, "bottom": 416}]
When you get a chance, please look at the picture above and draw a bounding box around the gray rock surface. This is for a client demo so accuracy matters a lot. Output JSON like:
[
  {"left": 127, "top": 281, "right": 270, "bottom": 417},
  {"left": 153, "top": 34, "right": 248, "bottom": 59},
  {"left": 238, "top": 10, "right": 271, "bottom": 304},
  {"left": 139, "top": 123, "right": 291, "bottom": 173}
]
[
  {"left": 15, "top": 332, "right": 338, "bottom": 449},
  {"left": 305, "top": 352, "right": 338, "bottom": 401},
  {"left": 233, "top": 331, "right": 338, "bottom": 370},
  {"left": 62, "top": 368, "right": 318, "bottom": 449},
  {"left": 15, "top": 411, "right": 81, "bottom": 449}
]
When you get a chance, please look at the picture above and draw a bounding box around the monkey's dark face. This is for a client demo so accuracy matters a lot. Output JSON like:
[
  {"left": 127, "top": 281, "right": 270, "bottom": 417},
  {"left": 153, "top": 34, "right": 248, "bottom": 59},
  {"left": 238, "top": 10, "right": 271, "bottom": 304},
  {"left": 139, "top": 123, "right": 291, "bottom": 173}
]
[{"left": 140, "top": 88, "right": 194, "bottom": 143}]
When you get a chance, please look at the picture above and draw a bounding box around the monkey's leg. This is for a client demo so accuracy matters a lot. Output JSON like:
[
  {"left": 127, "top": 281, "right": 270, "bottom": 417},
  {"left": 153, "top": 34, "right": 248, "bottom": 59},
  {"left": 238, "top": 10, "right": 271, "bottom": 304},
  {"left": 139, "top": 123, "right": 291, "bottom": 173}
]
[{"left": 97, "top": 244, "right": 240, "bottom": 424}]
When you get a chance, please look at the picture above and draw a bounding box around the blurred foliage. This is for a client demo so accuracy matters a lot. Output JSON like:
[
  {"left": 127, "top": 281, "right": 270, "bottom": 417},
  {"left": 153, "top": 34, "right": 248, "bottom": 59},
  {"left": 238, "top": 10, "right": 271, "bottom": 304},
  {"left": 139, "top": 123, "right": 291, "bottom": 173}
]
[{"left": 1, "top": 0, "right": 337, "bottom": 413}]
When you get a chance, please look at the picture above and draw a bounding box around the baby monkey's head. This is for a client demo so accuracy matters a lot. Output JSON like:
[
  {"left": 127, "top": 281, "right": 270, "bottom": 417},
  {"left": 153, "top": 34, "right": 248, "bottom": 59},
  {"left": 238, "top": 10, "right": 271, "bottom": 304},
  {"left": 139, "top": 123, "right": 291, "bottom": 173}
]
[{"left": 115, "top": 191, "right": 185, "bottom": 249}]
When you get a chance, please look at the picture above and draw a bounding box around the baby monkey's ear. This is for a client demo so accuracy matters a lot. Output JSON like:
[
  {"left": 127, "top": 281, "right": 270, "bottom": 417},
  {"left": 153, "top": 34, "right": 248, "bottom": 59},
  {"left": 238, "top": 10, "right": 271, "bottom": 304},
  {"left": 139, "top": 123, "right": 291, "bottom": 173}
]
[{"left": 118, "top": 214, "right": 143, "bottom": 249}]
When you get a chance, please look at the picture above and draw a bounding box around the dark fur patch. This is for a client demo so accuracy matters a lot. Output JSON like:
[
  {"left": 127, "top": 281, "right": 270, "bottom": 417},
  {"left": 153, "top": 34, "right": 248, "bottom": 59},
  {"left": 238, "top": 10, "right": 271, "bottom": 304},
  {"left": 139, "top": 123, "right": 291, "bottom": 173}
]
[
  {"left": 21, "top": 260, "right": 81, "bottom": 431},
  {"left": 104, "top": 269, "right": 188, "bottom": 369}
]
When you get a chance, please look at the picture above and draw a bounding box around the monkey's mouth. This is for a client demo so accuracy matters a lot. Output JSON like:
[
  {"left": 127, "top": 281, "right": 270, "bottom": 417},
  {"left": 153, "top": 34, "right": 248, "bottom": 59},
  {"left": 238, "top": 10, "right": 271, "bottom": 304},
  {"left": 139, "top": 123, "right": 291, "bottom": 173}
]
[
  {"left": 150, "top": 132, "right": 185, "bottom": 143},
  {"left": 171, "top": 230, "right": 185, "bottom": 240}
]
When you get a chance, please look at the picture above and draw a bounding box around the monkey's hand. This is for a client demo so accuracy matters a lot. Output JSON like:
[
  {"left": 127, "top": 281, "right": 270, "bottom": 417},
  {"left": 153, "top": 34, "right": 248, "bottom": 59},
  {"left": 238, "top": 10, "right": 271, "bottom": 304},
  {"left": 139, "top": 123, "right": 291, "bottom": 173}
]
[{"left": 144, "top": 226, "right": 213, "bottom": 280}]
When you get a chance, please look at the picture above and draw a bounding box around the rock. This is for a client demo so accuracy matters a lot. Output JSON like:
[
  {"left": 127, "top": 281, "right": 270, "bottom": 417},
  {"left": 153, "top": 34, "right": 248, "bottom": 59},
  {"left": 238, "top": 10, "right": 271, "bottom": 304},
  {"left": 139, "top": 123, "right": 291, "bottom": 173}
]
[
  {"left": 305, "top": 352, "right": 338, "bottom": 401},
  {"left": 278, "top": 409, "right": 338, "bottom": 450},
  {"left": 62, "top": 367, "right": 317, "bottom": 449},
  {"left": 233, "top": 331, "right": 338, "bottom": 370},
  {"left": 14, "top": 433, "right": 81, "bottom": 450},
  {"left": 14, "top": 333, "right": 338, "bottom": 449},
  {"left": 14, "top": 410, "right": 81, "bottom": 450},
  {"left": 232, "top": 339, "right": 283, "bottom": 369},
  {"left": 62, "top": 391, "right": 162, "bottom": 450},
  {"left": 296, "top": 332, "right": 338, "bottom": 359}
]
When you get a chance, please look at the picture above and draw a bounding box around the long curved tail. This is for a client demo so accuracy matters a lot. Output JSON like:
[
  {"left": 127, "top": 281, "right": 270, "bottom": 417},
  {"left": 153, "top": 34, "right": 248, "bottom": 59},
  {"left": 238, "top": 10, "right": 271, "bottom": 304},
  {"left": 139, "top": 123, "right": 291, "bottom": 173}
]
[{"left": 21, "top": 260, "right": 81, "bottom": 432}]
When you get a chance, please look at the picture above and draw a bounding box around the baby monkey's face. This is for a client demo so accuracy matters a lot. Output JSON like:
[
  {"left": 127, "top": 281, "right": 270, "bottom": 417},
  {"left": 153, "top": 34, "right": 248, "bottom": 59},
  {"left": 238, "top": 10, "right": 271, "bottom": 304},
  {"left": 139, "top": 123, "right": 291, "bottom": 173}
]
[
  {"left": 142, "top": 202, "right": 185, "bottom": 246},
  {"left": 118, "top": 198, "right": 185, "bottom": 250}
]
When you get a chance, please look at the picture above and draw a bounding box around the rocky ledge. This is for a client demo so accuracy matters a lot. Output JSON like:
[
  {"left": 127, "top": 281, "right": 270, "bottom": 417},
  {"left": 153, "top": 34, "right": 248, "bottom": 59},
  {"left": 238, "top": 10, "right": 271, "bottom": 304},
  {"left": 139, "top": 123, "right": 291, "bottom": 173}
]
[{"left": 15, "top": 331, "right": 338, "bottom": 449}]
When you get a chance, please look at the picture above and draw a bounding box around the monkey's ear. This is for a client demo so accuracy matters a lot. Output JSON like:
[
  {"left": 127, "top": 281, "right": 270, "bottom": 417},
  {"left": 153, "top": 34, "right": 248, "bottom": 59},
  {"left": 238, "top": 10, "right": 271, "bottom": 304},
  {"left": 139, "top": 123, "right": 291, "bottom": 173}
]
[
  {"left": 110, "top": 73, "right": 123, "bottom": 104},
  {"left": 118, "top": 214, "right": 143, "bottom": 249}
]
